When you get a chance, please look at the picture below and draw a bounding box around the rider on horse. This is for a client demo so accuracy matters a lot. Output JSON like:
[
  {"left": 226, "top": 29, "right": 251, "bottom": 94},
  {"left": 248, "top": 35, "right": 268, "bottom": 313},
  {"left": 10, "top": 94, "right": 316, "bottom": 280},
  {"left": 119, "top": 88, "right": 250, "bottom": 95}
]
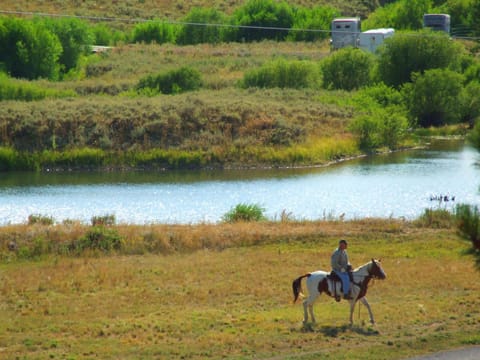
[{"left": 331, "top": 239, "right": 352, "bottom": 300}]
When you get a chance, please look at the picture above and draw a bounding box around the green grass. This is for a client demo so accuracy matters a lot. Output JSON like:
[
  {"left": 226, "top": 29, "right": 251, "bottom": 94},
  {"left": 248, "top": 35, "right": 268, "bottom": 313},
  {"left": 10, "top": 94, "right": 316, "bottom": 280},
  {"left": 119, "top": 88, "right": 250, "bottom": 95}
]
[{"left": 0, "top": 219, "right": 479, "bottom": 359}]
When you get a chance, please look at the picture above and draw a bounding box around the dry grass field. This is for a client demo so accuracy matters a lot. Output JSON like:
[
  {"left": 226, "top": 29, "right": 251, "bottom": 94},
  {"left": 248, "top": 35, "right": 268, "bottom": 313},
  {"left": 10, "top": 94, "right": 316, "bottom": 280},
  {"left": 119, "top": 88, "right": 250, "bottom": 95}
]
[{"left": 1, "top": 219, "right": 479, "bottom": 359}]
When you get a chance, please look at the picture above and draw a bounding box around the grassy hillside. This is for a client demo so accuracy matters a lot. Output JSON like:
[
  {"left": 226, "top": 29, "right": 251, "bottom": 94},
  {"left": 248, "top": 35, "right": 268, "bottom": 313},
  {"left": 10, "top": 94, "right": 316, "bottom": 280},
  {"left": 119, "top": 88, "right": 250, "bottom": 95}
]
[
  {"left": 0, "top": 0, "right": 377, "bottom": 22},
  {"left": 0, "top": 41, "right": 369, "bottom": 170},
  {"left": 0, "top": 218, "right": 479, "bottom": 359}
]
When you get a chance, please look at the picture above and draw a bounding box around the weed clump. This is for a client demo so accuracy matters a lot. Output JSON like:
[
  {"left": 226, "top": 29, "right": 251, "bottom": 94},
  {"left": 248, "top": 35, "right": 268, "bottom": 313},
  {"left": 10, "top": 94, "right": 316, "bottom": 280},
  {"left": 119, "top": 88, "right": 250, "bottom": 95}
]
[
  {"left": 414, "top": 208, "right": 455, "bottom": 229},
  {"left": 72, "top": 226, "right": 122, "bottom": 253},
  {"left": 222, "top": 203, "right": 267, "bottom": 223},
  {"left": 136, "top": 66, "right": 202, "bottom": 95},
  {"left": 28, "top": 214, "right": 54, "bottom": 226},
  {"left": 91, "top": 214, "right": 116, "bottom": 226}
]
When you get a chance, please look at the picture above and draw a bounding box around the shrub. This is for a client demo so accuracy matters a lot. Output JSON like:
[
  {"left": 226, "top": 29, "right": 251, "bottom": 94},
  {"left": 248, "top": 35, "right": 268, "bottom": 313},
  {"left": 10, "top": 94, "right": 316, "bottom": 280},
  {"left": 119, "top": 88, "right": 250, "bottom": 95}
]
[
  {"left": 241, "top": 59, "right": 318, "bottom": 89},
  {"left": 460, "top": 81, "right": 480, "bottom": 128},
  {"left": 42, "top": 17, "right": 93, "bottom": 74},
  {"left": 402, "top": 68, "right": 464, "bottom": 127},
  {"left": 349, "top": 106, "right": 409, "bottom": 152},
  {"left": 455, "top": 204, "right": 480, "bottom": 246},
  {"left": 0, "top": 17, "right": 62, "bottom": 80},
  {"left": 229, "top": 0, "right": 294, "bottom": 42},
  {"left": 321, "top": 48, "right": 374, "bottom": 91},
  {"left": 0, "top": 73, "right": 75, "bottom": 100},
  {"left": 74, "top": 226, "right": 122, "bottom": 252},
  {"left": 348, "top": 114, "right": 382, "bottom": 152},
  {"left": 131, "top": 20, "right": 176, "bottom": 44},
  {"left": 468, "top": 119, "right": 480, "bottom": 150},
  {"left": 136, "top": 67, "right": 202, "bottom": 94},
  {"left": 91, "top": 23, "right": 126, "bottom": 45},
  {"left": 222, "top": 203, "right": 267, "bottom": 223},
  {"left": 0, "top": 147, "right": 22, "bottom": 170},
  {"left": 377, "top": 30, "right": 463, "bottom": 88},
  {"left": 455, "top": 203, "right": 480, "bottom": 269},
  {"left": 176, "top": 7, "right": 227, "bottom": 45}
]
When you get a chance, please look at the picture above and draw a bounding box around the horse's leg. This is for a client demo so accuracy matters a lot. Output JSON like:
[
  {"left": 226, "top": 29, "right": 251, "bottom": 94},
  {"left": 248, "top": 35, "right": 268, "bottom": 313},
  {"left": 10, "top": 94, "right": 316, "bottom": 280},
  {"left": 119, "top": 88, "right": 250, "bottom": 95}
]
[
  {"left": 303, "top": 293, "right": 318, "bottom": 324},
  {"left": 348, "top": 299, "right": 356, "bottom": 325},
  {"left": 348, "top": 287, "right": 360, "bottom": 326},
  {"left": 302, "top": 299, "right": 309, "bottom": 323},
  {"left": 359, "top": 297, "right": 375, "bottom": 324},
  {"left": 308, "top": 300, "right": 316, "bottom": 323}
]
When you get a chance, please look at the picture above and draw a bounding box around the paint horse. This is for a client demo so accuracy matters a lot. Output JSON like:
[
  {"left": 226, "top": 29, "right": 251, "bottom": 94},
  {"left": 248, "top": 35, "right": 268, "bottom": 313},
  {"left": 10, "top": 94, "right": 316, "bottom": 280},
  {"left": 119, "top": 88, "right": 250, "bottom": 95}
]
[{"left": 292, "top": 259, "right": 386, "bottom": 325}]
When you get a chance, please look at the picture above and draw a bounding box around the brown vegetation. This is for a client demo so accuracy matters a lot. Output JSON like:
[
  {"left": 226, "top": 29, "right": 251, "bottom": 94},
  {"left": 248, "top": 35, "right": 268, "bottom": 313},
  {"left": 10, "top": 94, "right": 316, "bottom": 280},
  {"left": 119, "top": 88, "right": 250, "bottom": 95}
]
[
  {"left": 0, "top": 0, "right": 377, "bottom": 21},
  {"left": 0, "top": 218, "right": 479, "bottom": 359}
]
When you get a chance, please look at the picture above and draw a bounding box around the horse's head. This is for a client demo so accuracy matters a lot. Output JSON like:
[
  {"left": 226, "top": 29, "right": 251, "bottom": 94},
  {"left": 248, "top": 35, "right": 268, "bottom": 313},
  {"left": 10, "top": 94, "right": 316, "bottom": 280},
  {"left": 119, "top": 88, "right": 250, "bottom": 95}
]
[{"left": 369, "top": 258, "right": 386, "bottom": 280}]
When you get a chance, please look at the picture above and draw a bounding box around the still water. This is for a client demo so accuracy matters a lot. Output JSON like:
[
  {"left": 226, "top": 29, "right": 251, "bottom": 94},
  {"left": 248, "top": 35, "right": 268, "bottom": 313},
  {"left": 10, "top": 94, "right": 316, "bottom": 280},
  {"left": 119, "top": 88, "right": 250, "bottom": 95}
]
[{"left": 1, "top": 139, "right": 479, "bottom": 225}]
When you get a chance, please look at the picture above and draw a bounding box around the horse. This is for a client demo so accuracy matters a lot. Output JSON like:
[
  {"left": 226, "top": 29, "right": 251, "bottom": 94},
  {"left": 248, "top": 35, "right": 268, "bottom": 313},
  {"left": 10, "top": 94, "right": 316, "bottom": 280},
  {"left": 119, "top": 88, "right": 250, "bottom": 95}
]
[{"left": 292, "top": 259, "right": 386, "bottom": 325}]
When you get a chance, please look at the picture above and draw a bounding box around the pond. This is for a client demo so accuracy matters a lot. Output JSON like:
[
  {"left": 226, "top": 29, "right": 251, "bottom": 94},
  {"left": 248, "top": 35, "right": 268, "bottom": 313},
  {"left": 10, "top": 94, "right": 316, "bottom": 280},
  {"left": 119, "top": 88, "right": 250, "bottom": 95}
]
[{"left": 1, "top": 139, "right": 479, "bottom": 225}]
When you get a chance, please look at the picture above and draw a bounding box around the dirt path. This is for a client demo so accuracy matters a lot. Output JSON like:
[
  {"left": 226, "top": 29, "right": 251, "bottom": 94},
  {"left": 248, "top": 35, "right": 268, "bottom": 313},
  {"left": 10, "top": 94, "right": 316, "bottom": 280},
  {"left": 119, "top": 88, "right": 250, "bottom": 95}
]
[{"left": 406, "top": 346, "right": 480, "bottom": 360}]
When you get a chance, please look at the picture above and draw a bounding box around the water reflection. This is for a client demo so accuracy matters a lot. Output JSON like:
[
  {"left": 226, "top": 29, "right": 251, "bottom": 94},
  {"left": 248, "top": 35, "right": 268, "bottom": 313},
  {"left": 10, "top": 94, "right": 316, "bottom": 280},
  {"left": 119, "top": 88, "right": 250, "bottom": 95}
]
[{"left": 0, "top": 139, "right": 479, "bottom": 225}]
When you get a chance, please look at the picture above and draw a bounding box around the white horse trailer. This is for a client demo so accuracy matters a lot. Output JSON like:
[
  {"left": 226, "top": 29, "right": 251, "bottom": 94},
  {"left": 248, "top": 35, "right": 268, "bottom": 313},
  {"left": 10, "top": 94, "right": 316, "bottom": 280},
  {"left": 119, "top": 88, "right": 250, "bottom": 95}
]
[
  {"left": 330, "top": 17, "right": 361, "bottom": 50},
  {"left": 423, "top": 14, "right": 451, "bottom": 34},
  {"left": 358, "top": 28, "right": 395, "bottom": 53}
]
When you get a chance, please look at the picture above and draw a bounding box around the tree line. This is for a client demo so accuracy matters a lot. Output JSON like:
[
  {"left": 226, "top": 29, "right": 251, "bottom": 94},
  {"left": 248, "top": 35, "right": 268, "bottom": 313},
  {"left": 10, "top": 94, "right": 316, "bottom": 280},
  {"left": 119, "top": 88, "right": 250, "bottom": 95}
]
[{"left": 2, "top": 0, "right": 480, "bottom": 80}]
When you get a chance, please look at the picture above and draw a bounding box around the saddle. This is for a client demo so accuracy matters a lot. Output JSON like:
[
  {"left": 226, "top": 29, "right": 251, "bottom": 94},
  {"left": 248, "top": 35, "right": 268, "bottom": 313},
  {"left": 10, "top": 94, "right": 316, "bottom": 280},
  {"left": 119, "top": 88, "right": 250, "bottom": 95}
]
[{"left": 327, "top": 270, "right": 353, "bottom": 301}]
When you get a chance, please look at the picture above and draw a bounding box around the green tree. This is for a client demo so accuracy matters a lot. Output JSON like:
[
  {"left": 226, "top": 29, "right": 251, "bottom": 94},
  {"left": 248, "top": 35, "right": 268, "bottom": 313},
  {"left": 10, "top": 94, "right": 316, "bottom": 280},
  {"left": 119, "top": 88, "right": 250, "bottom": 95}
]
[
  {"left": 132, "top": 20, "right": 176, "bottom": 44},
  {"left": 470, "top": 0, "right": 480, "bottom": 37},
  {"left": 395, "top": 0, "right": 432, "bottom": 30},
  {"left": 91, "top": 23, "right": 127, "bottom": 45},
  {"left": 402, "top": 68, "right": 464, "bottom": 127},
  {"left": 377, "top": 30, "right": 463, "bottom": 88},
  {"left": 349, "top": 114, "right": 382, "bottom": 152},
  {"left": 460, "top": 81, "right": 480, "bottom": 128},
  {"left": 350, "top": 83, "right": 409, "bottom": 151},
  {"left": 42, "top": 18, "right": 93, "bottom": 74},
  {"left": 321, "top": 47, "right": 374, "bottom": 91},
  {"left": 364, "top": 0, "right": 432, "bottom": 30},
  {"left": 380, "top": 110, "right": 409, "bottom": 149},
  {"left": 176, "top": 7, "right": 227, "bottom": 45},
  {"left": 288, "top": 6, "right": 339, "bottom": 42},
  {"left": 229, "top": 0, "right": 294, "bottom": 42},
  {"left": 468, "top": 116, "right": 480, "bottom": 150},
  {"left": 0, "top": 17, "right": 61, "bottom": 80}
]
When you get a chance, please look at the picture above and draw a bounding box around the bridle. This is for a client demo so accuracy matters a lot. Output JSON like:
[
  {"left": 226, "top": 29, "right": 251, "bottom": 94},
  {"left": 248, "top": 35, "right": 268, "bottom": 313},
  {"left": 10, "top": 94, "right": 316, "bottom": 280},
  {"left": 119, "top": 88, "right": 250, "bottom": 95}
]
[
  {"left": 368, "top": 259, "right": 385, "bottom": 280},
  {"left": 353, "top": 260, "right": 384, "bottom": 293}
]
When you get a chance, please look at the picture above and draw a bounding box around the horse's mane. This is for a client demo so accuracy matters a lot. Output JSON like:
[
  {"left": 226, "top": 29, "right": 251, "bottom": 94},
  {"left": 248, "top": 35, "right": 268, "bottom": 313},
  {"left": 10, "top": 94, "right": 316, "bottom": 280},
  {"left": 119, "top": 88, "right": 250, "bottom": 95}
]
[{"left": 353, "top": 259, "right": 378, "bottom": 273}]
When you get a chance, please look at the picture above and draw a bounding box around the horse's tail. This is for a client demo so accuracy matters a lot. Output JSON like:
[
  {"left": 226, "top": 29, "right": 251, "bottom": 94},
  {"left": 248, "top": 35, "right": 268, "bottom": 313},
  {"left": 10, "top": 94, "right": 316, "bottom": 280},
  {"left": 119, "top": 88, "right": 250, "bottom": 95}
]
[{"left": 292, "top": 274, "right": 310, "bottom": 303}]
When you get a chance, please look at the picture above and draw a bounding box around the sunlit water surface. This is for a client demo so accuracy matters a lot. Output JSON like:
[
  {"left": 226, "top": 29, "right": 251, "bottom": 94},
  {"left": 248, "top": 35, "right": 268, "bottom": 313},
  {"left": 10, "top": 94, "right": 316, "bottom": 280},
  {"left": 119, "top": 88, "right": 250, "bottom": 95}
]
[{"left": 1, "top": 139, "right": 479, "bottom": 225}]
